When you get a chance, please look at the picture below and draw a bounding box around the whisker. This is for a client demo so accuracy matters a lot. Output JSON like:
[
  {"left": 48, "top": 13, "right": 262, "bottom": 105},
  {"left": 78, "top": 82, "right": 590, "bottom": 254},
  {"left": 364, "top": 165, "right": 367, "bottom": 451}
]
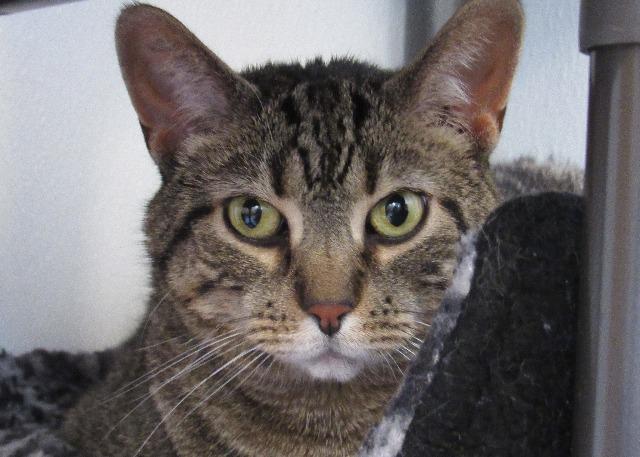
[
  {"left": 102, "top": 339, "right": 215, "bottom": 405},
  {"left": 395, "top": 347, "right": 412, "bottom": 362},
  {"left": 198, "top": 351, "right": 268, "bottom": 403},
  {"left": 407, "top": 340, "right": 421, "bottom": 350},
  {"left": 125, "top": 335, "right": 247, "bottom": 407},
  {"left": 135, "top": 335, "right": 192, "bottom": 352},
  {"left": 175, "top": 352, "right": 269, "bottom": 429},
  {"left": 388, "top": 351, "right": 406, "bottom": 378},
  {"left": 362, "top": 356, "right": 386, "bottom": 385},
  {"left": 378, "top": 351, "right": 398, "bottom": 381},
  {"left": 414, "top": 320, "right": 432, "bottom": 328},
  {"left": 178, "top": 338, "right": 254, "bottom": 377},
  {"left": 103, "top": 335, "right": 246, "bottom": 439},
  {"left": 138, "top": 291, "right": 170, "bottom": 344},
  {"left": 222, "top": 352, "right": 271, "bottom": 397},
  {"left": 221, "top": 352, "right": 271, "bottom": 398},
  {"left": 131, "top": 347, "right": 259, "bottom": 457},
  {"left": 397, "top": 328, "right": 424, "bottom": 349},
  {"left": 253, "top": 355, "right": 277, "bottom": 386},
  {"left": 399, "top": 344, "right": 416, "bottom": 357},
  {"left": 104, "top": 330, "right": 241, "bottom": 403}
]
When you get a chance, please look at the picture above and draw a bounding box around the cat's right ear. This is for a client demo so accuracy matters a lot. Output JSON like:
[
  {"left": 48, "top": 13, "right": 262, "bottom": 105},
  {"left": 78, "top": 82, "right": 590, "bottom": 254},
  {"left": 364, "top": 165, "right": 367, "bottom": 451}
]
[{"left": 115, "top": 5, "right": 254, "bottom": 175}]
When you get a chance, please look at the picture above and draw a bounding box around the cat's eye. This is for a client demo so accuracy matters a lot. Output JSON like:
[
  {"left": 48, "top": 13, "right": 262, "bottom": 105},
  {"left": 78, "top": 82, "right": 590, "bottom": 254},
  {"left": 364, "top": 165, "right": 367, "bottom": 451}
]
[
  {"left": 368, "top": 190, "right": 426, "bottom": 240},
  {"left": 226, "top": 196, "right": 283, "bottom": 241}
]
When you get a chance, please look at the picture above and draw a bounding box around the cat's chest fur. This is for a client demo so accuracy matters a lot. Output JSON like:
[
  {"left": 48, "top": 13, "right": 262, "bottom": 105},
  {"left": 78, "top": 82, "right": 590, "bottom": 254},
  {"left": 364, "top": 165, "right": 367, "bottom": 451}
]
[{"left": 152, "top": 365, "right": 394, "bottom": 457}]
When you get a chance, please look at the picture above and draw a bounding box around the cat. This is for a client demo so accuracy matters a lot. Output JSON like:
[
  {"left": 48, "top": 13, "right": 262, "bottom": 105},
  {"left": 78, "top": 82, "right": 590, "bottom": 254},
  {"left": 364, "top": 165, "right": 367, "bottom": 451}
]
[{"left": 62, "top": 0, "right": 523, "bottom": 455}]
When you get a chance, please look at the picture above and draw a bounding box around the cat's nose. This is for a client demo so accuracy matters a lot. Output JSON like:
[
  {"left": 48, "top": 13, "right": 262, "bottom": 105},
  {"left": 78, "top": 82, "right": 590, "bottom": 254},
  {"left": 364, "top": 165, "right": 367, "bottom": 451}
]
[{"left": 307, "top": 303, "right": 352, "bottom": 336}]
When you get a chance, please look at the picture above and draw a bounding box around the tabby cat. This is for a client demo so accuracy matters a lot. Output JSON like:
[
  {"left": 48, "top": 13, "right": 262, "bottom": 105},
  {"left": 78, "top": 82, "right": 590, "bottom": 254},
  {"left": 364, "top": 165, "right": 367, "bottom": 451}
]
[{"left": 63, "top": 0, "right": 523, "bottom": 455}]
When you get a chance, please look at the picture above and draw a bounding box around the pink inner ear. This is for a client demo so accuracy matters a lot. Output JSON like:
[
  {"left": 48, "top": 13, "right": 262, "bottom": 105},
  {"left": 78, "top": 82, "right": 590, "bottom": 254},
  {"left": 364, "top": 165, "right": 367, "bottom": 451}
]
[
  {"left": 452, "top": 19, "right": 521, "bottom": 150},
  {"left": 116, "top": 5, "right": 242, "bottom": 166},
  {"left": 130, "top": 74, "right": 176, "bottom": 130},
  {"left": 127, "top": 59, "right": 197, "bottom": 159},
  {"left": 122, "top": 42, "right": 213, "bottom": 160}
]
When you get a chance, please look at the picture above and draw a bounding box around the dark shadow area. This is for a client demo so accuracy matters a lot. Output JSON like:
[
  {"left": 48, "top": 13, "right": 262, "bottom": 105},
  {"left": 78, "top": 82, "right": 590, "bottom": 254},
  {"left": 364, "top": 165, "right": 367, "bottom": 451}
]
[
  {"left": 405, "top": 0, "right": 438, "bottom": 62},
  {"left": 404, "top": 0, "right": 468, "bottom": 63},
  {"left": 0, "top": 0, "right": 83, "bottom": 15}
]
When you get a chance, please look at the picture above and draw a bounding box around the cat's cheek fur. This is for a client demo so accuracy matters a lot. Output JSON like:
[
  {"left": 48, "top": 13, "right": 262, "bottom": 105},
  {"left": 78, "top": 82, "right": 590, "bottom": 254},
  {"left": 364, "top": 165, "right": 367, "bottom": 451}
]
[{"left": 186, "top": 288, "right": 244, "bottom": 321}]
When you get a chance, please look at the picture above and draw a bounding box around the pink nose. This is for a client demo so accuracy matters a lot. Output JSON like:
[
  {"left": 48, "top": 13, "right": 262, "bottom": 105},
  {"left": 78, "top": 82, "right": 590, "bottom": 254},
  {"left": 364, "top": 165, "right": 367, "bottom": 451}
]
[{"left": 307, "top": 303, "right": 352, "bottom": 336}]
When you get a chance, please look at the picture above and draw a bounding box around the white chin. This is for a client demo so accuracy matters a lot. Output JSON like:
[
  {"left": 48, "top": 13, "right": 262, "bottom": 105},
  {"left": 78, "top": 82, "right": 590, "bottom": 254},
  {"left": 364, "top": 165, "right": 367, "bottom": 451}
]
[{"left": 300, "top": 354, "right": 364, "bottom": 382}]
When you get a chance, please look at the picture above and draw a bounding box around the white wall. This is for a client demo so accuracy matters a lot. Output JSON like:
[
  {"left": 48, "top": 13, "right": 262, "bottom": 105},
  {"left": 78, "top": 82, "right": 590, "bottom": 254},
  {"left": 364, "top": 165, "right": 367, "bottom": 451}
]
[
  {"left": 0, "top": 0, "right": 588, "bottom": 354},
  {"left": 496, "top": 0, "right": 589, "bottom": 164}
]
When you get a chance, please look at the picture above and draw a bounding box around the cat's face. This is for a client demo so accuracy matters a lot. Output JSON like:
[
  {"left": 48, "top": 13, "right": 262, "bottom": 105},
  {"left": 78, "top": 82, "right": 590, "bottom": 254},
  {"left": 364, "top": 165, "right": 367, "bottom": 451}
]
[
  {"left": 147, "top": 87, "right": 495, "bottom": 382},
  {"left": 117, "top": 2, "right": 522, "bottom": 382}
]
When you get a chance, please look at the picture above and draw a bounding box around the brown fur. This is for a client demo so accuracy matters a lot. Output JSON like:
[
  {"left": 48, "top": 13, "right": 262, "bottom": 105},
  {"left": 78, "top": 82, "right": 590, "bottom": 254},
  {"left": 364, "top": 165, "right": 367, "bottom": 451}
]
[{"left": 63, "top": 1, "right": 524, "bottom": 455}]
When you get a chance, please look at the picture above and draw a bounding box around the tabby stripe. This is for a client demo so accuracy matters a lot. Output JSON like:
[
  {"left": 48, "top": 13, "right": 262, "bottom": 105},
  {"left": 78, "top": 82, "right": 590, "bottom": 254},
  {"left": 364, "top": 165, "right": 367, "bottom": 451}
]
[
  {"left": 336, "top": 144, "right": 355, "bottom": 185},
  {"left": 350, "top": 90, "right": 370, "bottom": 132},
  {"left": 270, "top": 154, "right": 285, "bottom": 197},
  {"left": 440, "top": 197, "right": 469, "bottom": 233},
  {"left": 296, "top": 146, "right": 315, "bottom": 189},
  {"left": 157, "top": 204, "right": 213, "bottom": 271},
  {"left": 280, "top": 94, "right": 301, "bottom": 125},
  {"left": 364, "top": 151, "right": 379, "bottom": 194}
]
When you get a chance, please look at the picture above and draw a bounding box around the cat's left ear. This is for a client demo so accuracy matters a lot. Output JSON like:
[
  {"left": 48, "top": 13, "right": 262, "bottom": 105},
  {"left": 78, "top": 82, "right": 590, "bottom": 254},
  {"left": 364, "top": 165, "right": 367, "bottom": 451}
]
[
  {"left": 386, "top": 0, "right": 524, "bottom": 154},
  {"left": 115, "top": 5, "right": 255, "bottom": 175}
]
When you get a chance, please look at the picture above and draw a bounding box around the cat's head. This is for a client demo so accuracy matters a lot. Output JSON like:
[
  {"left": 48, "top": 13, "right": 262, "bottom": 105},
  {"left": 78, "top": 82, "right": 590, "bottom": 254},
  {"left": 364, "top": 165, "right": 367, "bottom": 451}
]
[{"left": 116, "top": 0, "right": 523, "bottom": 382}]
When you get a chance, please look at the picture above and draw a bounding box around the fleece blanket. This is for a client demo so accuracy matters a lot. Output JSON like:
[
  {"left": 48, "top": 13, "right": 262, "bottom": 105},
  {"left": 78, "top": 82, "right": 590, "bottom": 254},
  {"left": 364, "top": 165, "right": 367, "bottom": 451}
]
[{"left": 0, "top": 159, "right": 583, "bottom": 457}]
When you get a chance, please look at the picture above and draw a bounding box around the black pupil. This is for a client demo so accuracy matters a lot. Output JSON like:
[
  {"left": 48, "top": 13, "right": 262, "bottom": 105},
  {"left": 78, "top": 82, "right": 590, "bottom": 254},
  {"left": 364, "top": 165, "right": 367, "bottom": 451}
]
[
  {"left": 241, "top": 199, "right": 262, "bottom": 229},
  {"left": 385, "top": 194, "right": 408, "bottom": 227}
]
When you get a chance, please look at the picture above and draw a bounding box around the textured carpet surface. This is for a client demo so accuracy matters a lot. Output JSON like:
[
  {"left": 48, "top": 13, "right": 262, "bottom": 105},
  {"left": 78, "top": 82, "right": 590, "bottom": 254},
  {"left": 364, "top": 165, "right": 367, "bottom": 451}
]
[{"left": 0, "top": 350, "right": 111, "bottom": 456}]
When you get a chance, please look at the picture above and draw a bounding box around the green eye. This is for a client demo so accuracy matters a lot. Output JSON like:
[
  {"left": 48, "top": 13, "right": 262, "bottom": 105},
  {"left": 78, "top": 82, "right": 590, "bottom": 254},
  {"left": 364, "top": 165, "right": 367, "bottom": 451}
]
[
  {"left": 369, "top": 190, "right": 425, "bottom": 239},
  {"left": 227, "top": 196, "right": 283, "bottom": 240}
]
